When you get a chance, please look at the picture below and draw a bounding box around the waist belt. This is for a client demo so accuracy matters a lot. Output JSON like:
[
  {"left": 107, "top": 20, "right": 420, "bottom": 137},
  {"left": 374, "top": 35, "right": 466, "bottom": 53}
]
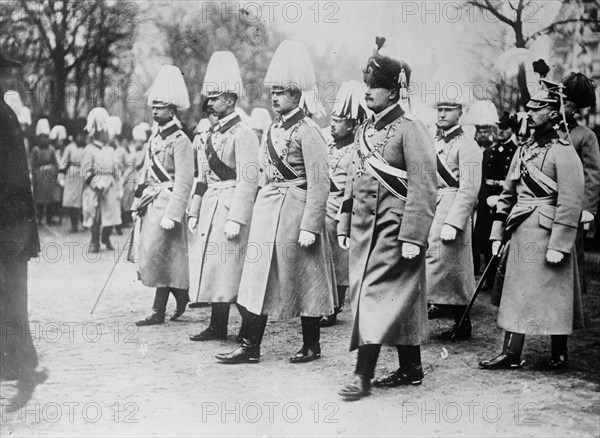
[
  {"left": 147, "top": 181, "right": 174, "bottom": 189},
  {"left": 485, "top": 179, "right": 502, "bottom": 186},
  {"left": 208, "top": 180, "right": 236, "bottom": 189},
  {"left": 515, "top": 195, "right": 555, "bottom": 207},
  {"left": 271, "top": 178, "right": 307, "bottom": 189},
  {"left": 438, "top": 187, "right": 459, "bottom": 194}
]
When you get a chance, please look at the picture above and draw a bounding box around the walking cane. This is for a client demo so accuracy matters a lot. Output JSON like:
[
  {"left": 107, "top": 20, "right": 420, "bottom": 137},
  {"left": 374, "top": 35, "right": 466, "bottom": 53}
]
[
  {"left": 90, "top": 226, "right": 135, "bottom": 314},
  {"left": 448, "top": 240, "right": 508, "bottom": 341}
]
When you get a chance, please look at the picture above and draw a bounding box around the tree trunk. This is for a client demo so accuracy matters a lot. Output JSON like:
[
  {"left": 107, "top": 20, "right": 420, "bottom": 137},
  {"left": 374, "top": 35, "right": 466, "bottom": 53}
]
[
  {"left": 514, "top": 25, "right": 530, "bottom": 106},
  {"left": 52, "top": 53, "right": 67, "bottom": 120}
]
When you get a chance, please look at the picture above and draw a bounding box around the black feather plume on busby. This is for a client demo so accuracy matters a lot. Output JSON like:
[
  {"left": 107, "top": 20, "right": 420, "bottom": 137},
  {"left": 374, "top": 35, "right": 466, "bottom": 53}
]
[
  {"left": 364, "top": 36, "right": 411, "bottom": 91},
  {"left": 561, "top": 72, "right": 596, "bottom": 109},
  {"left": 532, "top": 59, "right": 550, "bottom": 79}
]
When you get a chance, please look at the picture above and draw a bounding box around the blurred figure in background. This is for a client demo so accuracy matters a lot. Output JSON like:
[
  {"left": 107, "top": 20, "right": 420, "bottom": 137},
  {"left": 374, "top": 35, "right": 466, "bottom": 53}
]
[
  {"left": 81, "top": 108, "right": 122, "bottom": 253},
  {"left": 30, "top": 118, "right": 59, "bottom": 225},
  {"left": 49, "top": 124, "right": 68, "bottom": 225},
  {"left": 473, "top": 111, "right": 519, "bottom": 287},
  {"left": 249, "top": 107, "right": 272, "bottom": 143},
  {"left": 60, "top": 118, "right": 87, "bottom": 233},
  {"left": 559, "top": 72, "right": 600, "bottom": 296}
]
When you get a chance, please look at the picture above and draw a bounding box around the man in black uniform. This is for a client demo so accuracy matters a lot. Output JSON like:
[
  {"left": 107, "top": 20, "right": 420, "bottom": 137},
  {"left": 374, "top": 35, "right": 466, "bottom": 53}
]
[
  {"left": 0, "top": 51, "right": 43, "bottom": 385},
  {"left": 472, "top": 111, "right": 519, "bottom": 285}
]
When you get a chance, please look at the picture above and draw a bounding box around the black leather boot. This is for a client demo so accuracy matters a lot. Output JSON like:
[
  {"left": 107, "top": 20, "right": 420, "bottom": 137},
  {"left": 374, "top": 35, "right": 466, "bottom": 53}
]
[
  {"left": 427, "top": 303, "right": 445, "bottom": 320},
  {"left": 69, "top": 208, "right": 80, "bottom": 233},
  {"left": 170, "top": 288, "right": 190, "bottom": 321},
  {"left": 89, "top": 222, "right": 101, "bottom": 253},
  {"left": 235, "top": 304, "right": 247, "bottom": 342},
  {"left": 290, "top": 317, "right": 321, "bottom": 363},
  {"left": 547, "top": 335, "right": 568, "bottom": 369},
  {"left": 215, "top": 312, "right": 266, "bottom": 364},
  {"left": 136, "top": 288, "right": 169, "bottom": 326},
  {"left": 190, "top": 303, "right": 230, "bottom": 340},
  {"left": 479, "top": 331, "right": 525, "bottom": 369},
  {"left": 374, "top": 345, "right": 424, "bottom": 387},
  {"left": 101, "top": 227, "right": 114, "bottom": 250},
  {"left": 439, "top": 306, "right": 471, "bottom": 340}
]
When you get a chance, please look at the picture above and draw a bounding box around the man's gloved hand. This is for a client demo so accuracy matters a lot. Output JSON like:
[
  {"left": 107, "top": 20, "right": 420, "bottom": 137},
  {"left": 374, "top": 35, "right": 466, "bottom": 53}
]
[
  {"left": 224, "top": 220, "right": 241, "bottom": 240},
  {"left": 160, "top": 217, "right": 175, "bottom": 230},
  {"left": 440, "top": 224, "right": 458, "bottom": 242},
  {"left": 491, "top": 240, "right": 501, "bottom": 256},
  {"left": 188, "top": 216, "right": 198, "bottom": 233},
  {"left": 546, "top": 249, "right": 564, "bottom": 264},
  {"left": 486, "top": 195, "right": 499, "bottom": 208},
  {"left": 299, "top": 230, "right": 316, "bottom": 248},
  {"left": 401, "top": 242, "right": 420, "bottom": 259}
]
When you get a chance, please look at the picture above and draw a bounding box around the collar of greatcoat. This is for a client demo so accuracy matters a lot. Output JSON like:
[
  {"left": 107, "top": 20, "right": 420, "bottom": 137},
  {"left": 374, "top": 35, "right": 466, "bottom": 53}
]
[
  {"left": 333, "top": 133, "right": 355, "bottom": 149},
  {"left": 215, "top": 111, "right": 242, "bottom": 134},
  {"left": 371, "top": 103, "right": 403, "bottom": 131},
  {"left": 279, "top": 107, "right": 305, "bottom": 130},
  {"left": 438, "top": 124, "right": 463, "bottom": 143},
  {"left": 158, "top": 119, "right": 180, "bottom": 139}
]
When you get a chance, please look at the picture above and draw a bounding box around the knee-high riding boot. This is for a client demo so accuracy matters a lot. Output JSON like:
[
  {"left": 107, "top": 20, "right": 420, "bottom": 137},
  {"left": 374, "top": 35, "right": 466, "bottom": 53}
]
[{"left": 136, "top": 288, "right": 170, "bottom": 326}]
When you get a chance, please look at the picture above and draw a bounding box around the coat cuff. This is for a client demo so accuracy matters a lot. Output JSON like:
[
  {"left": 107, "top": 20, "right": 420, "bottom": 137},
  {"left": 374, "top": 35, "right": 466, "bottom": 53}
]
[
  {"left": 548, "top": 223, "right": 578, "bottom": 253},
  {"left": 490, "top": 220, "right": 505, "bottom": 241}
]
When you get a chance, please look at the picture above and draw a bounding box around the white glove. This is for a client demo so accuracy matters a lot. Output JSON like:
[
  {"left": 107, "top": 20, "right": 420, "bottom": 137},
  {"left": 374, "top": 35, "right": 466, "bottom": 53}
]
[
  {"left": 338, "top": 235, "right": 349, "bottom": 250},
  {"left": 160, "top": 218, "right": 175, "bottom": 230},
  {"left": 401, "top": 242, "right": 420, "bottom": 259},
  {"left": 486, "top": 195, "right": 499, "bottom": 208},
  {"left": 188, "top": 216, "right": 198, "bottom": 234},
  {"left": 491, "top": 240, "right": 501, "bottom": 256},
  {"left": 298, "top": 230, "right": 316, "bottom": 248},
  {"left": 131, "top": 211, "right": 138, "bottom": 222},
  {"left": 440, "top": 224, "right": 457, "bottom": 242},
  {"left": 546, "top": 249, "right": 564, "bottom": 264},
  {"left": 581, "top": 210, "right": 594, "bottom": 224},
  {"left": 224, "top": 220, "right": 241, "bottom": 240}
]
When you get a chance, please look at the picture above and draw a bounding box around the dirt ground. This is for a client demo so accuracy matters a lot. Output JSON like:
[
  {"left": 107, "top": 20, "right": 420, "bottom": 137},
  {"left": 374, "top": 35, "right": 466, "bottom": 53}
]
[{"left": 1, "top": 221, "right": 599, "bottom": 437}]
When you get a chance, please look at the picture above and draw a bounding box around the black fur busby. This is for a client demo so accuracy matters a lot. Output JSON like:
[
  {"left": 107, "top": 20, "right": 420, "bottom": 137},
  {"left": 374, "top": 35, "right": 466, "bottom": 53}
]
[
  {"left": 363, "top": 37, "right": 411, "bottom": 92},
  {"left": 497, "top": 111, "right": 518, "bottom": 130},
  {"left": 561, "top": 72, "right": 596, "bottom": 109}
]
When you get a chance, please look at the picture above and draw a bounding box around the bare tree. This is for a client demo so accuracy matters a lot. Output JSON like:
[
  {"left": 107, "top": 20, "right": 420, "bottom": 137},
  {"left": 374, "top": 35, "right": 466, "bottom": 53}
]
[
  {"left": 0, "top": 0, "right": 138, "bottom": 120},
  {"left": 466, "top": 0, "right": 600, "bottom": 105},
  {"left": 153, "top": 3, "right": 285, "bottom": 124}
]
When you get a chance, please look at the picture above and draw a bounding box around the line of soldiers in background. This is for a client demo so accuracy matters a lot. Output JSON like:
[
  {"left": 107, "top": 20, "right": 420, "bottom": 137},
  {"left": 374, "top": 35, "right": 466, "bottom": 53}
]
[{"left": 2, "top": 94, "right": 151, "bottom": 248}]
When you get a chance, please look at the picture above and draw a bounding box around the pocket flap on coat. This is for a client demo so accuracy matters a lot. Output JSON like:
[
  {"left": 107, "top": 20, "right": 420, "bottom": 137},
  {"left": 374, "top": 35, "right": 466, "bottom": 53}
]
[{"left": 537, "top": 205, "right": 556, "bottom": 231}]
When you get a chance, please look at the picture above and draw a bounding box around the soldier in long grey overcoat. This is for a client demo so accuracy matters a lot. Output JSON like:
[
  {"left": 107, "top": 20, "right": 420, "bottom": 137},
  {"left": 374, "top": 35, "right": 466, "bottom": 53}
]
[
  {"left": 426, "top": 101, "right": 482, "bottom": 340},
  {"left": 336, "top": 38, "right": 438, "bottom": 400},
  {"left": 216, "top": 40, "right": 336, "bottom": 365},
  {"left": 134, "top": 65, "right": 194, "bottom": 326},
  {"left": 188, "top": 51, "right": 260, "bottom": 341},
  {"left": 479, "top": 87, "right": 584, "bottom": 371}
]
